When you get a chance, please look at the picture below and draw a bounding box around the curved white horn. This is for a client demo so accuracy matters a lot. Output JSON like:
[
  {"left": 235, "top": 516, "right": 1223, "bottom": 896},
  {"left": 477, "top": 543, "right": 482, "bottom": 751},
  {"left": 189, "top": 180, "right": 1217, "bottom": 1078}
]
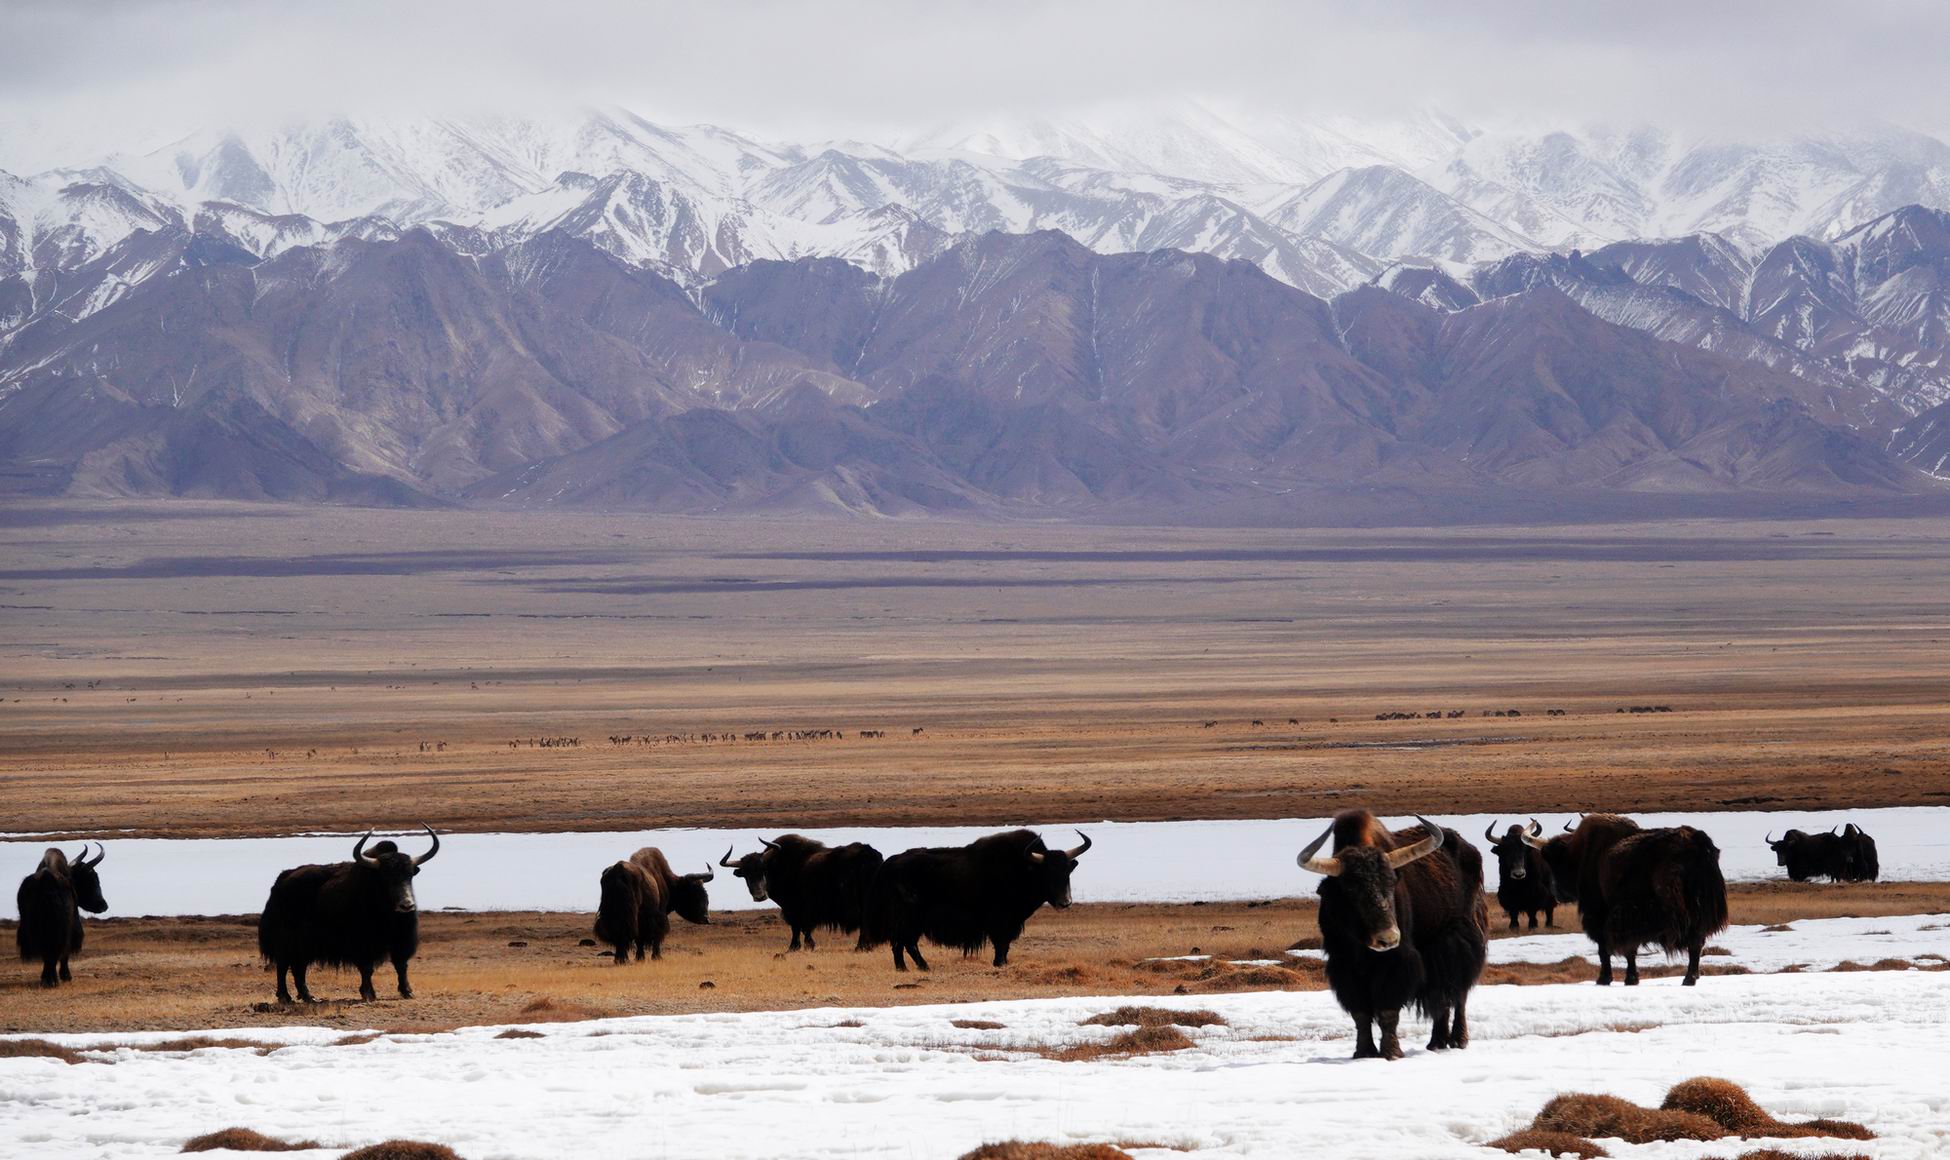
[
  {"left": 1385, "top": 816, "right": 1445, "bottom": 870},
  {"left": 1296, "top": 821, "right": 1341, "bottom": 876},
  {"left": 353, "top": 830, "right": 380, "bottom": 867},
  {"left": 413, "top": 824, "right": 440, "bottom": 866}
]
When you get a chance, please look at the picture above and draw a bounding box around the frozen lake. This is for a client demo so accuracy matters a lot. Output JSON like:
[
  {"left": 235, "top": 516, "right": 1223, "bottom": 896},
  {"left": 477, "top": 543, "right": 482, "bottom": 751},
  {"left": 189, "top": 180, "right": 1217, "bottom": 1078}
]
[{"left": 5, "top": 806, "right": 1945, "bottom": 919}]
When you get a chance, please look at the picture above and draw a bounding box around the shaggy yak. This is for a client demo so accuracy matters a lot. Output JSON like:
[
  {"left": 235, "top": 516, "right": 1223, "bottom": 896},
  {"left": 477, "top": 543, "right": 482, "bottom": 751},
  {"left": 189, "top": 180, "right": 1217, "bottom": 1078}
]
[
  {"left": 1528, "top": 814, "right": 1728, "bottom": 986},
  {"left": 593, "top": 847, "right": 713, "bottom": 963},
  {"left": 1767, "top": 825, "right": 1880, "bottom": 883},
  {"left": 1483, "top": 819, "right": 1556, "bottom": 930},
  {"left": 859, "top": 829, "right": 1091, "bottom": 971},
  {"left": 1298, "top": 811, "right": 1487, "bottom": 1061},
  {"left": 15, "top": 844, "right": 107, "bottom": 987},
  {"left": 721, "top": 835, "right": 884, "bottom": 952},
  {"left": 257, "top": 826, "right": 439, "bottom": 1003}
]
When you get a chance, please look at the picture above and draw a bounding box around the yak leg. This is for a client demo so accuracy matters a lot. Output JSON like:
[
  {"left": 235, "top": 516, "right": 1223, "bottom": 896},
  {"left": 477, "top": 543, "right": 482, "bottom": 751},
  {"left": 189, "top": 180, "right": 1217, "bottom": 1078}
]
[
  {"left": 1350, "top": 1011, "right": 1379, "bottom": 1059},
  {"left": 58, "top": 952, "right": 72, "bottom": 983},
  {"left": 393, "top": 954, "right": 413, "bottom": 999},
  {"left": 649, "top": 935, "right": 663, "bottom": 961},
  {"left": 1425, "top": 1000, "right": 1452, "bottom": 1051},
  {"left": 38, "top": 952, "right": 59, "bottom": 988},
  {"left": 357, "top": 963, "right": 377, "bottom": 1002},
  {"left": 1449, "top": 993, "right": 1471, "bottom": 1049},
  {"left": 991, "top": 936, "right": 1012, "bottom": 967},
  {"left": 1622, "top": 946, "right": 1640, "bottom": 986},
  {"left": 291, "top": 962, "right": 315, "bottom": 1003},
  {"left": 803, "top": 929, "right": 816, "bottom": 951},
  {"left": 891, "top": 940, "right": 907, "bottom": 971},
  {"left": 905, "top": 940, "right": 930, "bottom": 971},
  {"left": 1376, "top": 1009, "right": 1404, "bottom": 1061},
  {"left": 788, "top": 928, "right": 803, "bottom": 952},
  {"left": 1595, "top": 935, "right": 1614, "bottom": 986},
  {"left": 633, "top": 941, "right": 645, "bottom": 962},
  {"left": 1507, "top": 910, "right": 1519, "bottom": 931},
  {"left": 614, "top": 943, "right": 631, "bottom": 965},
  {"left": 275, "top": 963, "right": 294, "bottom": 1004},
  {"left": 1683, "top": 942, "right": 1702, "bottom": 987},
  {"left": 1527, "top": 910, "right": 1540, "bottom": 930},
  {"left": 1545, "top": 905, "right": 1556, "bottom": 928}
]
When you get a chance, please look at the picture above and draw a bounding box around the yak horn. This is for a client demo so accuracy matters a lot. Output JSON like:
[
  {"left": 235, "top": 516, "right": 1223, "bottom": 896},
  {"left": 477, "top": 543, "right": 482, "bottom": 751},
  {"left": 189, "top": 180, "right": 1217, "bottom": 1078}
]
[
  {"left": 1384, "top": 816, "right": 1445, "bottom": 870},
  {"left": 719, "top": 846, "right": 738, "bottom": 868},
  {"left": 1484, "top": 821, "right": 1500, "bottom": 844},
  {"left": 1765, "top": 831, "right": 1777, "bottom": 845},
  {"left": 1296, "top": 821, "right": 1340, "bottom": 877},
  {"left": 1562, "top": 819, "right": 1576, "bottom": 833},
  {"left": 1527, "top": 818, "right": 1544, "bottom": 836},
  {"left": 694, "top": 864, "right": 715, "bottom": 883},
  {"left": 71, "top": 844, "right": 89, "bottom": 867},
  {"left": 1520, "top": 822, "right": 1550, "bottom": 850},
  {"left": 414, "top": 824, "right": 440, "bottom": 865},
  {"left": 1064, "top": 830, "right": 1092, "bottom": 859},
  {"left": 353, "top": 830, "right": 380, "bottom": 867},
  {"left": 760, "top": 836, "right": 781, "bottom": 852},
  {"left": 83, "top": 843, "right": 104, "bottom": 868},
  {"left": 1027, "top": 849, "right": 1044, "bottom": 864}
]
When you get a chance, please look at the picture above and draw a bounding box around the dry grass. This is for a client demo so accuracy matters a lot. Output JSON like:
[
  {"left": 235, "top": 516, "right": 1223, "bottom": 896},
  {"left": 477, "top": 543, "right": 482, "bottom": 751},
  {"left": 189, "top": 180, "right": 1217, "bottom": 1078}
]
[
  {"left": 1661, "top": 1077, "right": 1872, "bottom": 1140},
  {"left": 958, "top": 1142, "right": 1133, "bottom": 1159},
  {"left": 1731, "top": 1152, "right": 1872, "bottom": 1160},
  {"left": 336, "top": 1143, "right": 463, "bottom": 1160},
  {"left": 951, "top": 1019, "right": 1005, "bottom": 1030},
  {"left": 1078, "top": 1006, "right": 1226, "bottom": 1029},
  {"left": 0, "top": 1038, "right": 84, "bottom": 1064},
  {"left": 493, "top": 1029, "right": 543, "bottom": 1039},
  {"left": 181, "top": 1127, "right": 321, "bottom": 1152},
  {"left": 11, "top": 508, "right": 1950, "bottom": 840},
  {"left": 1484, "top": 1129, "right": 1609, "bottom": 1157},
  {"left": 1532, "top": 1094, "right": 1725, "bottom": 1143},
  {"left": 1047, "top": 1025, "right": 1197, "bottom": 1062}
]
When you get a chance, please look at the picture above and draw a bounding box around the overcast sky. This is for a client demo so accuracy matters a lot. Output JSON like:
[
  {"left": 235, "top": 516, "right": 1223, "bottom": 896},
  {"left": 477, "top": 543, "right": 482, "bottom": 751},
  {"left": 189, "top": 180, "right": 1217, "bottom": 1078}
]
[{"left": 3, "top": 0, "right": 1946, "bottom": 163}]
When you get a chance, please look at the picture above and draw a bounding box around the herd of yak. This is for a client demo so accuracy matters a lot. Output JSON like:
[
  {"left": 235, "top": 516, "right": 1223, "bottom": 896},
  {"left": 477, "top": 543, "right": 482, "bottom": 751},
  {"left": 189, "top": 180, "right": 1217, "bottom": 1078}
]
[{"left": 15, "top": 816, "right": 1880, "bottom": 1061}]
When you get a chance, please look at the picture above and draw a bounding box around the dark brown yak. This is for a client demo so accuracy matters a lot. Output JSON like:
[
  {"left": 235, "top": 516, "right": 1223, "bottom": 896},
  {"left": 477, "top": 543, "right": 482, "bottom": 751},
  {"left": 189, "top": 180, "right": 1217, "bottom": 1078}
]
[
  {"left": 721, "top": 834, "right": 884, "bottom": 952},
  {"left": 258, "top": 826, "right": 439, "bottom": 1003},
  {"left": 1527, "top": 814, "right": 1728, "bottom": 985},
  {"left": 15, "top": 844, "right": 107, "bottom": 987},
  {"left": 593, "top": 848, "right": 714, "bottom": 963},
  {"left": 1298, "top": 811, "right": 1487, "bottom": 1060}
]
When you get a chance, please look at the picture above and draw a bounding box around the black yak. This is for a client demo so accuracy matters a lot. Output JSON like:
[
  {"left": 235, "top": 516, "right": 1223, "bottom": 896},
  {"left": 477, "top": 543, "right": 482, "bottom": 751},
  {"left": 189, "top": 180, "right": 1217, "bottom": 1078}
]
[
  {"left": 859, "top": 829, "right": 1091, "bottom": 971},
  {"left": 258, "top": 826, "right": 439, "bottom": 1003},
  {"left": 721, "top": 835, "right": 883, "bottom": 952},
  {"left": 1766, "top": 828, "right": 1848, "bottom": 882},
  {"left": 1841, "top": 823, "right": 1880, "bottom": 882},
  {"left": 1298, "top": 811, "right": 1487, "bottom": 1060},
  {"left": 1527, "top": 814, "right": 1727, "bottom": 985},
  {"left": 1483, "top": 819, "right": 1556, "bottom": 930},
  {"left": 15, "top": 844, "right": 107, "bottom": 987},
  {"left": 593, "top": 847, "right": 713, "bottom": 963}
]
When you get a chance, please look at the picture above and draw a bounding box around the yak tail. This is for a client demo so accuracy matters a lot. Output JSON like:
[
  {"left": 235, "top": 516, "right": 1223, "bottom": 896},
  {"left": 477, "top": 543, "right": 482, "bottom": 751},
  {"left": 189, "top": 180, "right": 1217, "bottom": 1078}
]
[
  {"left": 1660, "top": 828, "right": 1729, "bottom": 951},
  {"left": 593, "top": 867, "right": 638, "bottom": 951},
  {"left": 855, "top": 865, "right": 895, "bottom": 951}
]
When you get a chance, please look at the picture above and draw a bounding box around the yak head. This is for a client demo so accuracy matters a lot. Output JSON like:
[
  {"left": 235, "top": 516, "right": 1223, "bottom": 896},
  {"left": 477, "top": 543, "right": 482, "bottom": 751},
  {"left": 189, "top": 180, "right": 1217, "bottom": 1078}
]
[
  {"left": 721, "top": 842, "right": 774, "bottom": 902},
  {"left": 353, "top": 825, "right": 439, "bottom": 913},
  {"left": 1522, "top": 818, "right": 1584, "bottom": 903},
  {"left": 64, "top": 844, "right": 108, "bottom": 913},
  {"left": 1299, "top": 815, "right": 1445, "bottom": 953},
  {"left": 1025, "top": 830, "right": 1093, "bottom": 908},
  {"left": 1484, "top": 820, "right": 1542, "bottom": 884},
  {"left": 1765, "top": 829, "right": 1807, "bottom": 867},
  {"left": 669, "top": 865, "right": 714, "bottom": 925}
]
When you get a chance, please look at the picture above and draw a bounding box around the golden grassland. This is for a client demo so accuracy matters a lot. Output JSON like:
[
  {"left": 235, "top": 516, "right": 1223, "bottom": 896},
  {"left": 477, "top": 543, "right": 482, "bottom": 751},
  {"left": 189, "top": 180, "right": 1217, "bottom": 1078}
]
[
  {"left": 5, "top": 881, "right": 1945, "bottom": 1035},
  {"left": 5, "top": 503, "right": 1950, "bottom": 836}
]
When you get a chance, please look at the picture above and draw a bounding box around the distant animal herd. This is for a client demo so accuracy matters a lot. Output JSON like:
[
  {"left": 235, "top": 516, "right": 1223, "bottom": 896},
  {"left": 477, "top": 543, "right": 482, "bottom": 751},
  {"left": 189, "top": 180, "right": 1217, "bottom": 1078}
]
[{"left": 14, "top": 814, "right": 1884, "bottom": 1060}]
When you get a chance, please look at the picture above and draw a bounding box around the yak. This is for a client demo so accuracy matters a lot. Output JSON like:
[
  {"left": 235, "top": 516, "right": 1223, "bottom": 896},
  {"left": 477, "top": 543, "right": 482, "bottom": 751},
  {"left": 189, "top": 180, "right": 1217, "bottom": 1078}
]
[
  {"left": 258, "top": 826, "right": 439, "bottom": 1003},
  {"left": 1298, "top": 811, "right": 1487, "bottom": 1061},
  {"left": 1766, "top": 827, "right": 1848, "bottom": 882},
  {"left": 721, "top": 835, "right": 883, "bottom": 952},
  {"left": 1527, "top": 814, "right": 1727, "bottom": 986},
  {"left": 593, "top": 847, "right": 713, "bottom": 963},
  {"left": 1841, "top": 823, "right": 1880, "bottom": 882},
  {"left": 1483, "top": 819, "right": 1556, "bottom": 930},
  {"left": 15, "top": 844, "right": 107, "bottom": 987},
  {"left": 858, "top": 829, "right": 1091, "bottom": 971}
]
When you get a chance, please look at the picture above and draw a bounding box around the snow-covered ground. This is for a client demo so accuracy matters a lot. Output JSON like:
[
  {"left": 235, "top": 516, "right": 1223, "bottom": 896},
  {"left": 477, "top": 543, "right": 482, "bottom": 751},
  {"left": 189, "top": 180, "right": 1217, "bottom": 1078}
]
[
  {"left": 3, "top": 970, "right": 1947, "bottom": 1158},
  {"left": 4, "top": 808, "right": 1944, "bottom": 919}
]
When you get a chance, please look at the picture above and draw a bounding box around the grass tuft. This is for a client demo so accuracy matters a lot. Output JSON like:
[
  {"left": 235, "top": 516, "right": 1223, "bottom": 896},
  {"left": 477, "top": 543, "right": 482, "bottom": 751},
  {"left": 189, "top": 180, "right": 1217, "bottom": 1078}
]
[
  {"left": 1532, "top": 1093, "right": 1724, "bottom": 1142},
  {"left": 1078, "top": 1006, "right": 1226, "bottom": 1029},
  {"left": 958, "top": 1143, "right": 1132, "bottom": 1159},
  {"left": 0, "top": 1038, "right": 84, "bottom": 1065},
  {"left": 1661, "top": 1077, "right": 1872, "bottom": 1140},
  {"left": 338, "top": 1143, "right": 464, "bottom": 1160},
  {"left": 181, "top": 1127, "right": 320, "bottom": 1152}
]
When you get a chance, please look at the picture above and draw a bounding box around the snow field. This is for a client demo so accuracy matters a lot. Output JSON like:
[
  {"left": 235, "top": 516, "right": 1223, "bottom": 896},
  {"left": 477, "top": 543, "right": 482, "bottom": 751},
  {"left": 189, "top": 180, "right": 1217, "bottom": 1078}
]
[{"left": 3, "top": 969, "right": 1947, "bottom": 1158}]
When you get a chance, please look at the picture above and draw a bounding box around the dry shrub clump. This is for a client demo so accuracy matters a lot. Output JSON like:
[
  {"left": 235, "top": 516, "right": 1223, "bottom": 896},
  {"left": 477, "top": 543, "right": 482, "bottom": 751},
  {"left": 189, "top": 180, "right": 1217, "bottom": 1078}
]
[
  {"left": 1484, "top": 1128, "right": 1609, "bottom": 1157},
  {"left": 1661, "top": 1077, "right": 1872, "bottom": 1140},
  {"left": 951, "top": 1019, "right": 1006, "bottom": 1030},
  {"left": 1731, "top": 1151, "right": 1871, "bottom": 1160},
  {"left": 1079, "top": 1006, "right": 1227, "bottom": 1029},
  {"left": 514, "top": 995, "right": 613, "bottom": 1023},
  {"left": 338, "top": 1143, "right": 464, "bottom": 1160},
  {"left": 0, "top": 1038, "right": 85, "bottom": 1065},
  {"left": 958, "top": 1143, "right": 1133, "bottom": 1160},
  {"left": 1532, "top": 1093, "right": 1724, "bottom": 1143},
  {"left": 182, "top": 1127, "right": 321, "bottom": 1152}
]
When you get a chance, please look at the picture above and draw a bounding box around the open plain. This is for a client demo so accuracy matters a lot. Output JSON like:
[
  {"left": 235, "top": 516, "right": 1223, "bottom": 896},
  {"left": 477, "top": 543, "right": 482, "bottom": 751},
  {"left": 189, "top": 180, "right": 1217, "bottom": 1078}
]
[{"left": 4, "top": 502, "right": 1950, "bottom": 837}]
